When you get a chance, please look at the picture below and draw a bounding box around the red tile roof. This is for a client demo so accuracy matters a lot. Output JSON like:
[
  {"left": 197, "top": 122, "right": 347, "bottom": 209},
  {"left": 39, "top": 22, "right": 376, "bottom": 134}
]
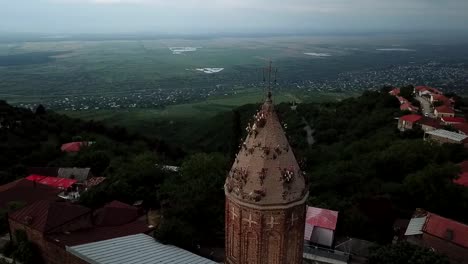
[
  {"left": 0, "top": 179, "right": 61, "bottom": 209},
  {"left": 423, "top": 212, "right": 468, "bottom": 249},
  {"left": 435, "top": 105, "right": 455, "bottom": 114},
  {"left": 417, "top": 117, "right": 442, "bottom": 129},
  {"left": 306, "top": 206, "right": 338, "bottom": 231},
  {"left": 400, "top": 103, "right": 418, "bottom": 112},
  {"left": 400, "top": 114, "right": 422, "bottom": 123},
  {"left": 415, "top": 86, "right": 430, "bottom": 92},
  {"left": 454, "top": 123, "right": 468, "bottom": 135},
  {"left": 25, "top": 175, "right": 77, "bottom": 189},
  {"left": 61, "top": 142, "right": 86, "bottom": 153},
  {"left": 9, "top": 200, "right": 91, "bottom": 233},
  {"left": 389, "top": 88, "right": 400, "bottom": 96},
  {"left": 441, "top": 117, "right": 466, "bottom": 124}
]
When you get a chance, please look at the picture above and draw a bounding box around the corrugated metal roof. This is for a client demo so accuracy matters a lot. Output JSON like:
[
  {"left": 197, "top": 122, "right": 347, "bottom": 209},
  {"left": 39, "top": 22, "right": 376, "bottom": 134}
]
[
  {"left": 404, "top": 216, "right": 427, "bottom": 236},
  {"left": 67, "top": 234, "right": 217, "bottom": 264},
  {"left": 426, "top": 129, "right": 468, "bottom": 142}
]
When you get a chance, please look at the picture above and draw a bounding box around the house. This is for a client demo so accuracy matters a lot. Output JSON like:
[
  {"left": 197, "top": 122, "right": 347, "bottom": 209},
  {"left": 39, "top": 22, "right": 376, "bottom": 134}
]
[
  {"left": 389, "top": 88, "right": 400, "bottom": 96},
  {"left": 26, "top": 175, "right": 77, "bottom": 189},
  {"left": 441, "top": 117, "right": 466, "bottom": 125},
  {"left": 453, "top": 123, "right": 468, "bottom": 135},
  {"left": 404, "top": 209, "right": 468, "bottom": 264},
  {"left": 66, "top": 234, "right": 217, "bottom": 264},
  {"left": 454, "top": 161, "right": 468, "bottom": 187},
  {"left": 416, "top": 117, "right": 442, "bottom": 132},
  {"left": 8, "top": 200, "right": 154, "bottom": 264},
  {"left": 0, "top": 179, "right": 61, "bottom": 210},
  {"left": 400, "top": 103, "right": 419, "bottom": 113},
  {"left": 396, "top": 96, "right": 409, "bottom": 105},
  {"left": 431, "top": 94, "right": 451, "bottom": 105},
  {"left": 424, "top": 129, "right": 468, "bottom": 146},
  {"left": 28, "top": 167, "right": 93, "bottom": 182},
  {"left": 434, "top": 105, "right": 455, "bottom": 118},
  {"left": 61, "top": 142, "right": 94, "bottom": 153},
  {"left": 304, "top": 206, "right": 339, "bottom": 248},
  {"left": 398, "top": 114, "right": 422, "bottom": 131}
]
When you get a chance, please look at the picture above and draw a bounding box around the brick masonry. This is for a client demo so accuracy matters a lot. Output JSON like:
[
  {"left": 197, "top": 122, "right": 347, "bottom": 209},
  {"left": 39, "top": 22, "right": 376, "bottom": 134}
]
[
  {"left": 8, "top": 219, "right": 90, "bottom": 264},
  {"left": 225, "top": 198, "right": 306, "bottom": 264}
]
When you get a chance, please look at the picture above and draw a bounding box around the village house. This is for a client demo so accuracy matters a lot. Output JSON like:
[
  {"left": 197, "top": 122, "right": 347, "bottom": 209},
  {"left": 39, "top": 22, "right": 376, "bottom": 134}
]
[
  {"left": 417, "top": 117, "right": 442, "bottom": 132},
  {"left": 441, "top": 117, "right": 466, "bottom": 126},
  {"left": 434, "top": 105, "right": 455, "bottom": 118},
  {"left": 400, "top": 102, "right": 419, "bottom": 113},
  {"left": 304, "top": 206, "right": 338, "bottom": 248},
  {"left": 8, "top": 200, "right": 154, "bottom": 264},
  {"left": 398, "top": 114, "right": 422, "bottom": 131},
  {"left": 404, "top": 209, "right": 468, "bottom": 264},
  {"left": 424, "top": 129, "right": 468, "bottom": 146},
  {"left": 431, "top": 94, "right": 451, "bottom": 106},
  {"left": 61, "top": 142, "right": 95, "bottom": 153},
  {"left": 454, "top": 123, "right": 468, "bottom": 135}
]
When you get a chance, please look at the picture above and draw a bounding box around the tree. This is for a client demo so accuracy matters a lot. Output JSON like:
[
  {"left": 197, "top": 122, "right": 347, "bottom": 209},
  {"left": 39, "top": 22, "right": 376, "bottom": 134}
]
[
  {"left": 156, "top": 153, "right": 228, "bottom": 249},
  {"left": 368, "top": 242, "right": 449, "bottom": 264},
  {"left": 35, "top": 104, "right": 46, "bottom": 115},
  {"left": 400, "top": 85, "right": 414, "bottom": 101}
]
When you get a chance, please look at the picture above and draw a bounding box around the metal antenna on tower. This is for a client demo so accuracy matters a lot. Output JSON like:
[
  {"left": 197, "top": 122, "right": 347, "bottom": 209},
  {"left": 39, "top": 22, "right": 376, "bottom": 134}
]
[{"left": 264, "top": 60, "right": 277, "bottom": 101}]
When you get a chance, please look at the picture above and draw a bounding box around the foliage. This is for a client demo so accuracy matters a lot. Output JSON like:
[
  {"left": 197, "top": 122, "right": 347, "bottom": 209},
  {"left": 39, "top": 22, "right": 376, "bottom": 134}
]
[
  {"left": 368, "top": 242, "right": 450, "bottom": 264},
  {"left": 156, "top": 153, "right": 228, "bottom": 249},
  {"left": 399, "top": 85, "right": 414, "bottom": 101},
  {"left": 7, "top": 230, "right": 44, "bottom": 264}
]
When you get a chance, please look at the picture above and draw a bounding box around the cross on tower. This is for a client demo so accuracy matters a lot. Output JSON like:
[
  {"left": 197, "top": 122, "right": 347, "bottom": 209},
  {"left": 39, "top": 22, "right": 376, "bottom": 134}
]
[
  {"left": 231, "top": 207, "right": 238, "bottom": 220},
  {"left": 267, "top": 216, "right": 279, "bottom": 229},
  {"left": 290, "top": 213, "right": 299, "bottom": 227},
  {"left": 243, "top": 213, "right": 258, "bottom": 228},
  {"left": 262, "top": 61, "right": 278, "bottom": 101}
]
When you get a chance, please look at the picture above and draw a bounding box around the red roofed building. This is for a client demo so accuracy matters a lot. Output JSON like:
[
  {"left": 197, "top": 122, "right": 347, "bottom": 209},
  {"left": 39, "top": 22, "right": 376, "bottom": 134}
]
[
  {"left": 400, "top": 103, "right": 419, "bottom": 113},
  {"left": 25, "top": 175, "right": 77, "bottom": 190},
  {"left": 416, "top": 117, "right": 442, "bottom": 132},
  {"left": 0, "top": 179, "right": 61, "bottom": 210},
  {"left": 398, "top": 114, "right": 422, "bottom": 131},
  {"left": 396, "top": 96, "right": 409, "bottom": 105},
  {"left": 454, "top": 123, "right": 468, "bottom": 135},
  {"left": 389, "top": 88, "right": 400, "bottom": 96},
  {"left": 405, "top": 209, "right": 468, "bottom": 264},
  {"left": 435, "top": 105, "right": 455, "bottom": 118},
  {"left": 441, "top": 117, "right": 466, "bottom": 125},
  {"left": 61, "top": 142, "right": 93, "bottom": 153},
  {"left": 431, "top": 94, "right": 451, "bottom": 106},
  {"left": 304, "top": 206, "right": 338, "bottom": 247},
  {"left": 8, "top": 200, "right": 153, "bottom": 264}
]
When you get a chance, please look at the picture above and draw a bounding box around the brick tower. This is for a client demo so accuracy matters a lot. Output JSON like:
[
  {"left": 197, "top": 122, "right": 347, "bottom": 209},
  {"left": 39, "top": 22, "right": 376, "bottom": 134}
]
[{"left": 224, "top": 75, "right": 309, "bottom": 263}]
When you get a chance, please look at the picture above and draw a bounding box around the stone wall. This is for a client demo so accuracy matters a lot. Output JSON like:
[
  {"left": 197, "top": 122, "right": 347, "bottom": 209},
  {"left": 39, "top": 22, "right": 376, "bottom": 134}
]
[{"left": 225, "top": 198, "right": 306, "bottom": 264}]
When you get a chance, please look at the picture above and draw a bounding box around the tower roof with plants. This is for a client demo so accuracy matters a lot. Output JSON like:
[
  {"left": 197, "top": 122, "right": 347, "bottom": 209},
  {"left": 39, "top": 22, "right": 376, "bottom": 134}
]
[{"left": 225, "top": 62, "right": 307, "bottom": 206}]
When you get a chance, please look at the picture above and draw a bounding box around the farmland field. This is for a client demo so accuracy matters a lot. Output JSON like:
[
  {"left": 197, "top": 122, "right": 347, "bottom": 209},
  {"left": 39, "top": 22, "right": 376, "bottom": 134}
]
[{"left": 1, "top": 33, "right": 468, "bottom": 132}]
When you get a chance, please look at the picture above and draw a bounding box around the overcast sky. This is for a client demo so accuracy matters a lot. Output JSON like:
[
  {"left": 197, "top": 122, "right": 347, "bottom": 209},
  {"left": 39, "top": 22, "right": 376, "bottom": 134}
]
[{"left": 1, "top": 0, "right": 467, "bottom": 34}]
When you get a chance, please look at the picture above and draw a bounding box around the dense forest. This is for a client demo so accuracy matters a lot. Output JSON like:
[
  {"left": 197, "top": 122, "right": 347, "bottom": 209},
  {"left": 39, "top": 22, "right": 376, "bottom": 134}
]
[{"left": 2, "top": 90, "right": 468, "bottom": 257}]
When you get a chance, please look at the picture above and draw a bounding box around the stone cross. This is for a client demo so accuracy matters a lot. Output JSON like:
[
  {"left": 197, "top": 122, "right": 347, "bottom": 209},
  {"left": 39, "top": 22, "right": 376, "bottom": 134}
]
[
  {"left": 290, "top": 213, "right": 298, "bottom": 226},
  {"left": 267, "top": 216, "right": 279, "bottom": 229},
  {"left": 243, "top": 213, "right": 258, "bottom": 228},
  {"left": 231, "top": 207, "right": 238, "bottom": 220}
]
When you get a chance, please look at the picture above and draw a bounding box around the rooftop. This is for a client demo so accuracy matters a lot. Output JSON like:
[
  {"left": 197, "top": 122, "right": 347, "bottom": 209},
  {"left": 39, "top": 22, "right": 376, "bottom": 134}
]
[
  {"left": 424, "top": 212, "right": 468, "bottom": 249},
  {"left": 435, "top": 105, "right": 455, "bottom": 114},
  {"left": 67, "top": 234, "right": 217, "bottom": 264},
  {"left": 425, "top": 129, "right": 468, "bottom": 142},
  {"left": 305, "top": 206, "right": 338, "bottom": 231},
  {"left": 0, "top": 179, "right": 61, "bottom": 209},
  {"left": 400, "top": 114, "right": 422, "bottom": 123},
  {"left": 225, "top": 95, "right": 307, "bottom": 206},
  {"left": 441, "top": 117, "right": 466, "bottom": 124}
]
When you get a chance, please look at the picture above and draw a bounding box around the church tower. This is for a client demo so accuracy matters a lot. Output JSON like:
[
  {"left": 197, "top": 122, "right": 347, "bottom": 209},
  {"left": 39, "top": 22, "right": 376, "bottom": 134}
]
[{"left": 224, "top": 64, "right": 309, "bottom": 264}]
